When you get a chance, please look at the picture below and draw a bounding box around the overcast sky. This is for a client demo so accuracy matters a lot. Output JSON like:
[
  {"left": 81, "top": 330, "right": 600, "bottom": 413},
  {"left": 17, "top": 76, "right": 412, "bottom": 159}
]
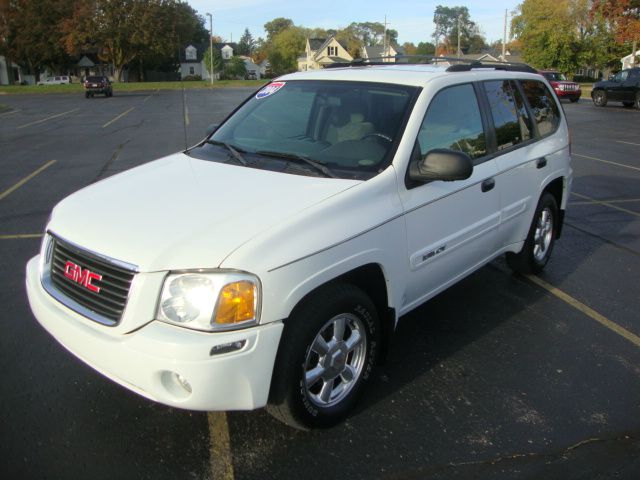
[{"left": 187, "top": 0, "right": 519, "bottom": 46}]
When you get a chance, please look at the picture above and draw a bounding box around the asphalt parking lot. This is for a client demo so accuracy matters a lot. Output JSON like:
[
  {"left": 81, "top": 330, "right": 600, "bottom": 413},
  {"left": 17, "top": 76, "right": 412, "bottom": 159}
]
[{"left": 1, "top": 88, "right": 639, "bottom": 480}]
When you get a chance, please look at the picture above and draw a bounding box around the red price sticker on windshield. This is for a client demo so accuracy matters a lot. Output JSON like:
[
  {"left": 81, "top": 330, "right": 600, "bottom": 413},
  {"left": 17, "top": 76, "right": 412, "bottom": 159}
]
[{"left": 256, "top": 82, "right": 286, "bottom": 99}]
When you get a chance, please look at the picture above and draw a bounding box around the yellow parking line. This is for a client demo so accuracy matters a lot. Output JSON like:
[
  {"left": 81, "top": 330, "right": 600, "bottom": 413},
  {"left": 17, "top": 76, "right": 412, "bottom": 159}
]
[
  {"left": 570, "top": 198, "right": 640, "bottom": 206},
  {"left": 208, "top": 412, "right": 235, "bottom": 480},
  {"left": 572, "top": 153, "right": 640, "bottom": 172},
  {"left": 17, "top": 108, "right": 79, "bottom": 129},
  {"left": 527, "top": 275, "right": 640, "bottom": 348},
  {"left": 0, "top": 160, "right": 56, "bottom": 201},
  {"left": 0, "top": 234, "right": 43, "bottom": 240},
  {"left": 102, "top": 107, "right": 135, "bottom": 128},
  {"left": 572, "top": 192, "right": 640, "bottom": 217}
]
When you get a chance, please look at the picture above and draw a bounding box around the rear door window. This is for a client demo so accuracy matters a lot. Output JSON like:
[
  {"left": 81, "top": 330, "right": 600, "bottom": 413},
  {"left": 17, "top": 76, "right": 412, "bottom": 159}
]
[
  {"left": 519, "top": 80, "right": 560, "bottom": 137},
  {"left": 484, "top": 80, "right": 530, "bottom": 151}
]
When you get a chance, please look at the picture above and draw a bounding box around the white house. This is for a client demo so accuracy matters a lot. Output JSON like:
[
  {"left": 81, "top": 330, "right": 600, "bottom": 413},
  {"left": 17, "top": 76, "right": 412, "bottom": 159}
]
[
  {"left": 621, "top": 49, "right": 640, "bottom": 69},
  {"left": 298, "top": 36, "right": 352, "bottom": 71},
  {"left": 360, "top": 44, "right": 404, "bottom": 62},
  {"left": 180, "top": 43, "right": 238, "bottom": 80}
]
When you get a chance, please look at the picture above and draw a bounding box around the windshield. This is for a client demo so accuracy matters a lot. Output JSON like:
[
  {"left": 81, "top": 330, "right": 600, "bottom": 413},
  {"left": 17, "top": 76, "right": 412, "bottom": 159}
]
[
  {"left": 188, "top": 80, "right": 419, "bottom": 180},
  {"left": 543, "top": 72, "right": 567, "bottom": 82}
]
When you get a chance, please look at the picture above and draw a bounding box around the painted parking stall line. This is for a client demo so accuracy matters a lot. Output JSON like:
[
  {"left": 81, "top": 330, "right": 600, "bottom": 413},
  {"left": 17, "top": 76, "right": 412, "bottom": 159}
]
[
  {"left": 527, "top": 274, "right": 640, "bottom": 348},
  {"left": 572, "top": 153, "right": 640, "bottom": 173},
  {"left": 0, "top": 234, "right": 43, "bottom": 240},
  {"left": 0, "top": 160, "right": 56, "bottom": 201},
  {"left": 17, "top": 109, "right": 79, "bottom": 129},
  {"left": 208, "top": 412, "right": 235, "bottom": 480},
  {"left": 102, "top": 107, "right": 135, "bottom": 128},
  {"left": 571, "top": 192, "right": 640, "bottom": 218}
]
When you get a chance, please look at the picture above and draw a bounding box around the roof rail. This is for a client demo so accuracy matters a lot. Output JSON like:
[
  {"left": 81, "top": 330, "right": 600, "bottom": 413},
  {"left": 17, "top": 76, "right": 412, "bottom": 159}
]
[{"left": 323, "top": 55, "right": 537, "bottom": 73}]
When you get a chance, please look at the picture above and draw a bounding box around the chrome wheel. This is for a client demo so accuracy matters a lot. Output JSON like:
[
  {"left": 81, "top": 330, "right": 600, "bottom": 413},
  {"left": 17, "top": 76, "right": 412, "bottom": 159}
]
[
  {"left": 533, "top": 207, "right": 554, "bottom": 262},
  {"left": 304, "top": 313, "right": 367, "bottom": 408},
  {"left": 593, "top": 90, "right": 606, "bottom": 107}
]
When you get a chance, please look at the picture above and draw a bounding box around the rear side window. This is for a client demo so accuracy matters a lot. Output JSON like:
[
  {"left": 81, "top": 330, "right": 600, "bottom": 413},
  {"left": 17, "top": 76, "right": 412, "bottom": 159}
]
[
  {"left": 484, "top": 80, "right": 531, "bottom": 151},
  {"left": 519, "top": 80, "right": 560, "bottom": 137},
  {"left": 417, "top": 83, "right": 486, "bottom": 160}
]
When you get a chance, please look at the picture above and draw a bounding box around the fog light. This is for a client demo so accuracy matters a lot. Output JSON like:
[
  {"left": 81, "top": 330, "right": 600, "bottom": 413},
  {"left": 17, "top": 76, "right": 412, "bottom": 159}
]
[
  {"left": 210, "top": 340, "right": 247, "bottom": 356},
  {"left": 173, "top": 373, "right": 192, "bottom": 393}
]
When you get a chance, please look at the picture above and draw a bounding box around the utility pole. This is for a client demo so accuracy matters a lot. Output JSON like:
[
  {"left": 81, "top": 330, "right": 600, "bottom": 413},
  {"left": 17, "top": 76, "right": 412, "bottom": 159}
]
[
  {"left": 206, "top": 12, "right": 213, "bottom": 85},
  {"left": 502, "top": 9, "right": 507, "bottom": 61},
  {"left": 383, "top": 15, "right": 389, "bottom": 61},
  {"left": 457, "top": 15, "right": 461, "bottom": 60}
]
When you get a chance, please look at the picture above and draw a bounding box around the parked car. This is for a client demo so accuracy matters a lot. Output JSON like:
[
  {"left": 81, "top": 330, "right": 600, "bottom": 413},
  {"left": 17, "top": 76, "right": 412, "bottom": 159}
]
[
  {"left": 538, "top": 71, "right": 581, "bottom": 102},
  {"left": 592, "top": 67, "right": 640, "bottom": 108},
  {"left": 26, "top": 62, "right": 572, "bottom": 430},
  {"left": 83, "top": 75, "right": 113, "bottom": 98},
  {"left": 37, "top": 75, "right": 71, "bottom": 86}
]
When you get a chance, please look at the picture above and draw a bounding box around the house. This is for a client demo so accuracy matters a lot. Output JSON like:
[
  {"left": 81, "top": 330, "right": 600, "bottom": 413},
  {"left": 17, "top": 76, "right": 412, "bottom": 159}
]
[
  {"left": 74, "top": 54, "right": 113, "bottom": 80},
  {"left": 179, "top": 42, "right": 238, "bottom": 80},
  {"left": 0, "top": 55, "right": 22, "bottom": 85},
  {"left": 360, "top": 44, "right": 404, "bottom": 62},
  {"left": 298, "top": 36, "right": 352, "bottom": 71},
  {"left": 621, "top": 49, "right": 640, "bottom": 69},
  {"left": 498, "top": 50, "right": 525, "bottom": 64},
  {"left": 239, "top": 56, "right": 262, "bottom": 79}
]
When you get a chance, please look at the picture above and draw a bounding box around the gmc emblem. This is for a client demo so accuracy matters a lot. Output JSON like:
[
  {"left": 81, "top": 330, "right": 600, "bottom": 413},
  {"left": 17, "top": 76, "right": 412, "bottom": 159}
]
[{"left": 63, "top": 261, "right": 102, "bottom": 293}]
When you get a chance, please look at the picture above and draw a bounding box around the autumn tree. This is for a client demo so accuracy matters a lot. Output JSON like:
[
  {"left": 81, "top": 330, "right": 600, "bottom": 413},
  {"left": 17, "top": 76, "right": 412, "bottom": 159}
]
[
  {"left": 62, "top": 0, "right": 206, "bottom": 81},
  {"left": 264, "top": 18, "right": 294, "bottom": 42},
  {"left": 268, "top": 26, "right": 306, "bottom": 75},
  {"left": 1, "top": 0, "right": 74, "bottom": 80},
  {"left": 592, "top": 0, "right": 640, "bottom": 66},
  {"left": 432, "top": 5, "right": 485, "bottom": 54}
]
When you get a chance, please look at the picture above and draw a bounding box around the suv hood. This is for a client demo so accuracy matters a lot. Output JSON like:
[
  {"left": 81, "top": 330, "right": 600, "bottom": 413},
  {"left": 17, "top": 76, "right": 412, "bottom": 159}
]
[{"left": 48, "top": 153, "right": 360, "bottom": 271}]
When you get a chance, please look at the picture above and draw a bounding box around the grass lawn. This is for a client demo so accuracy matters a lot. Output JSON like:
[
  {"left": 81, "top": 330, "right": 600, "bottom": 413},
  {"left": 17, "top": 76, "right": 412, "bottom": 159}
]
[{"left": 0, "top": 79, "right": 268, "bottom": 95}]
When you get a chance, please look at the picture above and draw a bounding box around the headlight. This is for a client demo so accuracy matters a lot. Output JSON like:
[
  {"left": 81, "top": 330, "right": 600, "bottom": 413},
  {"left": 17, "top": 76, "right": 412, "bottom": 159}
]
[{"left": 157, "top": 271, "right": 260, "bottom": 332}]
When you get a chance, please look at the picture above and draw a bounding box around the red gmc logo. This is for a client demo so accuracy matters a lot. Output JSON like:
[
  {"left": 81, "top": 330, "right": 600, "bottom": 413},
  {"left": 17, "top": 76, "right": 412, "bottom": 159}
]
[{"left": 63, "top": 261, "right": 103, "bottom": 293}]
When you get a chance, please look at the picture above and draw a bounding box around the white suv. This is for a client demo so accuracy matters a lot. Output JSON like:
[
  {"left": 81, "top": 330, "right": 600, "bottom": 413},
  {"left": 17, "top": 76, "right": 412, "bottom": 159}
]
[{"left": 26, "top": 62, "right": 572, "bottom": 429}]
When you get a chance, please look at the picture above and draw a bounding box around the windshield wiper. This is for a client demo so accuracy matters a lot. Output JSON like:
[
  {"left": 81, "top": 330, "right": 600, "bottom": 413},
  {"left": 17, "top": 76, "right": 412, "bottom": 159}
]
[
  {"left": 255, "top": 150, "right": 337, "bottom": 178},
  {"left": 206, "top": 140, "right": 247, "bottom": 166}
]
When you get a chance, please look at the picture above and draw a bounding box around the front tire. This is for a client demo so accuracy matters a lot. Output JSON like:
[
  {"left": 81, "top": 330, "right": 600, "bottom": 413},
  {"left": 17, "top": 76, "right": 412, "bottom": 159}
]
[
  {"left": 267, "top": 283, "right": 380, "bottom": 430},
  {"left": 592, "top": 90, "right": 607, "bottom": 107},
  {"left": 635, "top": 92, "right": 640, "bottom": 110},
  {"left": 506, "top": 192, "right": 558, "bottom": 274}
]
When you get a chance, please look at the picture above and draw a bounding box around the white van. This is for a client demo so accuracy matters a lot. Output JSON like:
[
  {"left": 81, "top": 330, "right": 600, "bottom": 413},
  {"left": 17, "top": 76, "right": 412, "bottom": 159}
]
[
  {"left": 26, "top": 62, "right": 572, "bottom": 429},
  {"left": 37, "top": 75, "right": 71, "bottom": 85}
]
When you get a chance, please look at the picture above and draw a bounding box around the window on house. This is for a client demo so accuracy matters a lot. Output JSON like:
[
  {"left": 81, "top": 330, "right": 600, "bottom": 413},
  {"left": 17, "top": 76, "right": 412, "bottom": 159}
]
[
  {"left": 186, "top": 46, "right": 197, "bottom": 61},
  {"left": 189, "top": 67, "right": 195, "bottom": 75},
  {"left": 328, "top": 46, "right": 337, "bottom": 56}
]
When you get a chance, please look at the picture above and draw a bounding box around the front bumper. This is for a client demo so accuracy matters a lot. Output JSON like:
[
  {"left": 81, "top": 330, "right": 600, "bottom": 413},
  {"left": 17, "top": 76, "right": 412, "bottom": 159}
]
[
  {"left": 26, "top": 256, "right": 283, "bottom": 411},
  {"left": 555, "top": 89, "right": 581, "bottom": 99}
]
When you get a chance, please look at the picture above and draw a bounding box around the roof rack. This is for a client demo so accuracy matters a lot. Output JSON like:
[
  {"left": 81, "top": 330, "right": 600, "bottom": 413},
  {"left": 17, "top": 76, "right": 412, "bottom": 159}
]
[{"left": 323, "top": 55, "right": 537, "bottom": 74}]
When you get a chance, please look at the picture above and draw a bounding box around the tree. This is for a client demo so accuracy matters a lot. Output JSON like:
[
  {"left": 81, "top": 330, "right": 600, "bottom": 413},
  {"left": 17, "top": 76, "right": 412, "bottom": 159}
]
[
  {"left": 223, "top": 56, "right": 247, "bottom": 79},
  {"left": 264, "top": 17, "right": 293, "bottom": 42},
  {"left": 1, "top": 0, "right": 75, "bottom": 80},
  {"left": 592, "top": 0, "right": 640, "bottom": 66},
  {"left": 511, "top": 0, "right": 580, "bottom": 72},
  {"left": 62, "top": 0, "right": 207, "bottom": 82},
  {"left": 268, "top": 26, "right": 305, "bottom": 75},
  {"left": 432, "top": 5, "right": 486, "bottom": 54},
  {"left": 203, "top": 45, "right": 223, "bottom": 77},
  {"left": 238, "top": 28, "right": 255, "bottom": 56}
]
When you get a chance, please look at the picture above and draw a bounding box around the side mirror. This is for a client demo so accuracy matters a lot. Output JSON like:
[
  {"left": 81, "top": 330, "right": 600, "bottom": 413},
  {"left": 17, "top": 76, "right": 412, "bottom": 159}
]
[
  {"left": 409, "top": 149, "right": 473, "bottom": 183},
  {"left": 205, "top": 123, "right": 219, "bottom": 136}
]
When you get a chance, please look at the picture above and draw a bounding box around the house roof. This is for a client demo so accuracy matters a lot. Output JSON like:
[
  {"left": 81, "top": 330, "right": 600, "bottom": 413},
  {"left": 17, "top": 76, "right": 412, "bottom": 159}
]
[
  {"left": 179, "top": 43, "right": 239, "bottom": 63},
  {"left": 308, "top": 38, "right": 326, "bottom": 51},
  {"left": 362, "top": 43, "right": 404, "bottom": 59}
]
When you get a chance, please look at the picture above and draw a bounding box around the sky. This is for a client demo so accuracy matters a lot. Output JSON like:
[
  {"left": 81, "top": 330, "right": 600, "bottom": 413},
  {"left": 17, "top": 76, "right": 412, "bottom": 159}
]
[{"left": 187, "top": 0, "right": 519, "bottom": 46}]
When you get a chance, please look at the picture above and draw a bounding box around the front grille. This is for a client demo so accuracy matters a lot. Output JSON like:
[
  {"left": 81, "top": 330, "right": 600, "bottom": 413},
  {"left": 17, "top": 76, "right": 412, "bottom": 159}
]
[{"left": 47, "top": 236, "right": 135, "bottom": 325}]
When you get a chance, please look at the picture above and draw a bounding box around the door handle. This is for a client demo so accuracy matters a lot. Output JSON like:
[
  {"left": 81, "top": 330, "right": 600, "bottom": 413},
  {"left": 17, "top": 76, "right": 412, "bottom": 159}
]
[
  {"left": 481, "top": 178, "right": 495, "bottom": 192},
  {"left": 536, "top": 157, "right": 547, "bottom": 169}
]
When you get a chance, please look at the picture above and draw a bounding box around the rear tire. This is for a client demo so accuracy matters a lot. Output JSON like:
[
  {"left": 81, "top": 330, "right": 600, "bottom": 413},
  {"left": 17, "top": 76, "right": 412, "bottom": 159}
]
[
  {"left": 267, "top": 283, "right": 380, "bottom": 430},
  {"left": 569, "top": 97, "right": 579, "bottom": 103},
  {"left": 592, "top": 90, "right": 607, "bottom": 107},
  {"left": 506, "top": 192, "right": 558, "bottom": 274},
  {"left": 635, "top": 92, "right": 640, "bottom": 110}
]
